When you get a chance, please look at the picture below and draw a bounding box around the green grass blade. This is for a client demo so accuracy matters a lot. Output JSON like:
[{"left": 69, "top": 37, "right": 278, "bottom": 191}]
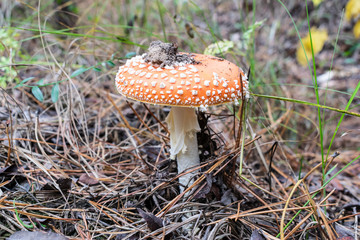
[{"left": 250, "top": 93, "right": 360, "bottom": 118}]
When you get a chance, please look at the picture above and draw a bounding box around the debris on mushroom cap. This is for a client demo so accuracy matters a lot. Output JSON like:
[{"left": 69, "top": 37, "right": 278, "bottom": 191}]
[
  {"left": 115, "top": 53, "right": 249, "bottom": 107},
  {"left": 143, "top": 41, "right": 197, "bottom": 67}
]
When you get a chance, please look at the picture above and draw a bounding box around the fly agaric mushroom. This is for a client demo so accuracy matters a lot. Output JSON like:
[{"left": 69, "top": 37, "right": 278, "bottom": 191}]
[{"left": 115, "top": 41, "right": 248, "bottom": 191}]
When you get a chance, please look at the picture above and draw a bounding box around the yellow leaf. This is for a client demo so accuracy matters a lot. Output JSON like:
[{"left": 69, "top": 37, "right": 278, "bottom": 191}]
[
  {"left": 345, "top": 0, "right": 360, "bottom": 21},
  {"left": 312, "top": 0, "right": 323, "bottom": 7},
  {"left": 296, "top": 27, "right": 328, "bottom": 66},
  {"left": 296, "top": 47, "right": 311, "bottom": 66},
  {"left": 354, "top": 20, "right": 360, "bottom": 38}
]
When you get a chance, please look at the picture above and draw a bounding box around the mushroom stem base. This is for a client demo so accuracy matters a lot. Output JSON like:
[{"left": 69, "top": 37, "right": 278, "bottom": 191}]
[
  {"left": 177, "top": 132, "right": 200, "bottom": 191},
  {"left": 165, "top": 107, "right": 200, "bottom": 192}
]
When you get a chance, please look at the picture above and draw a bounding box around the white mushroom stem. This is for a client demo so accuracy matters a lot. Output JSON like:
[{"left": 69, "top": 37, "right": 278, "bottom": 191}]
[{"left": 165, "top": 106, "right": 200, "bottom": 192}]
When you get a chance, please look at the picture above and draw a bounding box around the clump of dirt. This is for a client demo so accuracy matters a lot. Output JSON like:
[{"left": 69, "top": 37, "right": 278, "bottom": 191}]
[{"left": 143, "top": 40, "right": 196, "bottom": 67}]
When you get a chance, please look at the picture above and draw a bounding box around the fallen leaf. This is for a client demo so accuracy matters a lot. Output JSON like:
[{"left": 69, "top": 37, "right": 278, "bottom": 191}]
[
  {"left": 193, "top": 173, "right": 213, "bottom": 200},
  {"left": 137, "top": 208, "right": 163, "bottom": 231},
  {"left": 312, "top": 0, "right": 323, "bottom": 7},
  {"left": 345, "top": 0, "right": 360, "bottom": 21},
  {"left": 335, "top": 222, "right": 355, "bottom": 239},
  {"left": 79, "top": 173, "right": 99, "bottom": 186},
  {"left": 296, "top": 27, "right": 328, "bottom": 66},
  {"left": 250, "top": 229, "right": 265, "bottom": 240},
  {"left": 7, "top": 231, "right": 68, "bottom": 240},
  {"left": 221, "top": 189, "right": 237, "bottom": 206}
]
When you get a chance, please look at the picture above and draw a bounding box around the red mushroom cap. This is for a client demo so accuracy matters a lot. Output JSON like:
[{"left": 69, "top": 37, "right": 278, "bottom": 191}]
[{"left": 115, "top": 53, "right": 248, "bottom": 107}]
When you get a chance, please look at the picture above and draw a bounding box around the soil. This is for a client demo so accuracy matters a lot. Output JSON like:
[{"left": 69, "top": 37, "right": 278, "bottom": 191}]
[{"left": 143, "top": 40, "right": 196, "bottom": 67}]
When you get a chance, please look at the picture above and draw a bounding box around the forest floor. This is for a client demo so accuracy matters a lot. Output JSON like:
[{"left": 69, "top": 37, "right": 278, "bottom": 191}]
[{"left": 0, "top": 0, "right": 359, "bottom": 239}]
